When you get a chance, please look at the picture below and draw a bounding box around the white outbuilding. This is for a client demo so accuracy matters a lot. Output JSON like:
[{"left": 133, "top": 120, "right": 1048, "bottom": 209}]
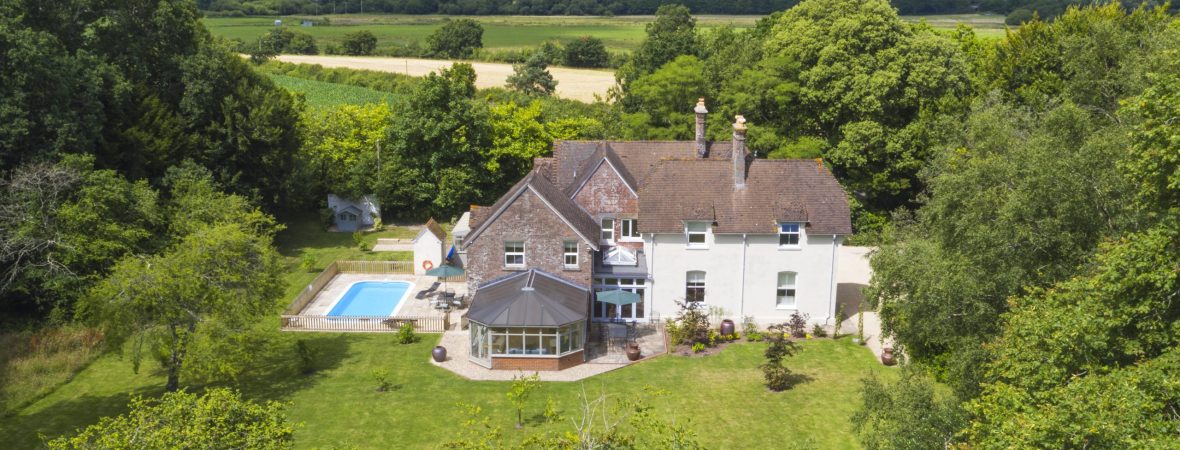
[{"left": 413, "top": 218, "right": 447, "bottom": 275}]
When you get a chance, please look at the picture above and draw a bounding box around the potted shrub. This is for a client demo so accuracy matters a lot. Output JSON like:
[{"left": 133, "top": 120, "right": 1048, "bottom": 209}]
[{"left": 625, "top": 342, "right": 641, "bottom": 361}]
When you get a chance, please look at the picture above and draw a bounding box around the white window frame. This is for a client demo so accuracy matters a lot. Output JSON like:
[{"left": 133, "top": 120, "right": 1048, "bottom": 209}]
[
  {"left": 685, "top": 221, "right": 708, "bottom": 248},
  {"left": 685, "top": 271, "right": 706, "bottom": 303},
  {"left": 504, "top": 241, "right": 525, "bottom": 268},
  {"left": 779, "top": 223, "right": 802, "bottom": 248},
  {"left": 601, "top": 218, "right": 615, "bottom": 243},
  {"left": 563, "top": 240, "right": 579, "bottom": 268},
  {"left": 776, "top": 272, "right": 797, "bottom": 309},
  {"left": 620, "top": 219, "right": 640, "bottom": 240},
  {"left": 455, "top": 236, "right": 466, "bottom": 254}
]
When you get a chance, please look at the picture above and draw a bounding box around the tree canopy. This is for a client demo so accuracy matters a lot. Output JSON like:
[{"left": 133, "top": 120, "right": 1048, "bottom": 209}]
[
  {"left": 428, "top": 18, "right": 484, "bottom": 59},
  {"left": 48, "top": 388, "right": 293, "bottom": 449}
]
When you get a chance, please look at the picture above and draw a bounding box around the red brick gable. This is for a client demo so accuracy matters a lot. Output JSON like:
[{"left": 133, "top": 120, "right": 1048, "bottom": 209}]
[
  {"left": 570, "top": 158, "right": 638, "bottom": 218},
  {"left": 464, "top": 188, "right": 593, "bottom": 289}
]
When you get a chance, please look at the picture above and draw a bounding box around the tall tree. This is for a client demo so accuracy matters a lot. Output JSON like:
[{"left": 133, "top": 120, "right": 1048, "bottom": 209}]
[
  {"left": 616, "top": 3, "right": 699, "bottom": 110},
  {"left": 506, "top": 53, "right": 558, "bottom": 96},
  {"left": 0, "top": 156, "right": 160, "bottom": 318},
  {"left": 427, "top": 18, "right": 484, "bottom": 59},
  {"left": 762, "top": 0, "right": 971, "bottom": 214},
  {"left": 868, "top": 97, "right": 1138, "bottom": 397},
  {"left": 82, "top": 223, "right": 283, "bottom": 391}
]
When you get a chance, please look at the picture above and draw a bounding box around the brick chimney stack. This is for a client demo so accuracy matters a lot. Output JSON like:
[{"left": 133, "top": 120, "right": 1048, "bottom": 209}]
[
  {"left": 694, "top": 98, "right": 708, "bottom": 158},
  {"left": 732, "top": 115, "right": 748, "bottom": 188}
]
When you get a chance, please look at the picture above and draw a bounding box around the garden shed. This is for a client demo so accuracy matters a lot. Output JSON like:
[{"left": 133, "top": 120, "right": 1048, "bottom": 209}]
[{"left": 327, "top": 194, "right": 380, "bottom": 232}]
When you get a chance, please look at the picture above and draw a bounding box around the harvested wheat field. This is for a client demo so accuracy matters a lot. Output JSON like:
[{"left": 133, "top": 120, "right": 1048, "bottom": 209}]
[{"left": 274, "top": 54, "right": 615, "bottom": 102}]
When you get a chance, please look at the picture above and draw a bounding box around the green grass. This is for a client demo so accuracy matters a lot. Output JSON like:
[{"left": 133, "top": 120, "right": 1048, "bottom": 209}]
[
  {"left": 0, "top": 216, "right": 891, "bottom": 448},
  {"left": 208, "top": 13, "right": 1010, "bottom": 53},
  {"left": 1, "top": 335, "right": 894, "bottom": 449},
  {"left": 268, "top": 73, "right": 398, "bottom": 109}
]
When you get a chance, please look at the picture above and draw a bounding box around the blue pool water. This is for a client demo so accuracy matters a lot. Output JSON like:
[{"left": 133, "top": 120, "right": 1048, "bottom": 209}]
[{"left": 327, "top": 281, "right": 413, "bottom": 317}]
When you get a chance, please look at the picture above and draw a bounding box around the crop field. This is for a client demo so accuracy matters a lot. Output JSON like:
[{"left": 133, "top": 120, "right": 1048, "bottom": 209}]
[
  {"left": 267, "top": 74, "right": 398, "bottom": 108},
  {"left": 206, "top": 13, "right": 1009, "bottom": 53}
]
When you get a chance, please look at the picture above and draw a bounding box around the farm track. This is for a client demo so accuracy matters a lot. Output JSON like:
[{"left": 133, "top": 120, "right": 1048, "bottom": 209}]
[{"left": 274, "top": 54, "right": 615, "bottom": 102}]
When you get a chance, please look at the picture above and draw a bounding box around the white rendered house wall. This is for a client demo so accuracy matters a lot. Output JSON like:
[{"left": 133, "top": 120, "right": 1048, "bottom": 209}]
[{"left": 643, "top": 226, "right": 840, "bottom": 327}]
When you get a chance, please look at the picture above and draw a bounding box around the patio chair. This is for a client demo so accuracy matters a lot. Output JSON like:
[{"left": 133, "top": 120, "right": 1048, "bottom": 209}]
[{"left": 425, "top": 281, "right": 441, "bottom": 293}]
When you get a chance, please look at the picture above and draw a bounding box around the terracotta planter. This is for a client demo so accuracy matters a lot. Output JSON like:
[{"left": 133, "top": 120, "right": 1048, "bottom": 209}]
[
  {"left": 720, "top": 319, "right": 735, "bottom": 337},
  {"left": 625, "top": 345, "right": 642, "bottom": 361},
  {"left": 880, "top": 347, "right": 896, "bottom": 366},
  {"left": 432, "top": 346, "right": 447, "bottom": 362}
]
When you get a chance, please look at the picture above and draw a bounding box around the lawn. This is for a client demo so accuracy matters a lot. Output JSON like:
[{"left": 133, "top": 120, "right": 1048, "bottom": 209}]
[
  {"left": 0, "top": 335, "right": 893, "bottom": 449},
  {"left": 268, "top": 73, "right": 399, "bottom": 109},
  {"left": 0, "top": 217, "right": 893, "bottom": 449},
  {"left": 207, "top": 13, "right": 1010, "bottom": 53}
]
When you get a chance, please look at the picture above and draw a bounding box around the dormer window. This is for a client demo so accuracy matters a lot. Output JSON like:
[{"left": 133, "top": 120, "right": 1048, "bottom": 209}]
[
  {"left": 602, "top": 246, "right": 637, "bottom": 266},
  {"left": 779, "top": 223, "right": 801, "bottom": 247},
  {"left": 685, "top": 221, "right": 708, "bottom": 248}
]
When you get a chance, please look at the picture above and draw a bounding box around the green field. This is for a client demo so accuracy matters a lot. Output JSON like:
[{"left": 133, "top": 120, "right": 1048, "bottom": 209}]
[
  {"left": 268, "top": 73, "right": 398, "bottom": 108},
  {"left": 207, "top": 13, "right": 1009, "bottom": 53},
  {"left": 0, "top": 216, "right": 897, "bottom": 449}
]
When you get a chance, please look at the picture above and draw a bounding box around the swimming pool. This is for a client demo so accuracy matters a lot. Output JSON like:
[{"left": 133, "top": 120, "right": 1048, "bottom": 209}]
[{"left": 327, "top": 281, "right": 414, "bottom": 317}]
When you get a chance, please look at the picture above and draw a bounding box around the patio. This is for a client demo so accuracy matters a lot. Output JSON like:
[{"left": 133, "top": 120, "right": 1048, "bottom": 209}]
[
  {"left": 431, "top": 321, "right": 667, "bottom": 381},
  {"left": 281, "top": 261, "right": 469, "bottom": 333}
]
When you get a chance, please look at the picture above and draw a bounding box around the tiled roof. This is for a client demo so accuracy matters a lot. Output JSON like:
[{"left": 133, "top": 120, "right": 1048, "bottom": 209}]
[
  {"left": 461, "top": 171, "right": 601, "bottom": 250},
  {"left": 553, "top": 140, "right": 733, "bottom": 190},
  {"left": 638, "top": 159, "right": 852, "bottom": 235},
  {"left": 424, "top": 218, "right": 446, "bottom": 241},
  {"left": 562, "top": 146, "right": 639, "bottom": 197}
]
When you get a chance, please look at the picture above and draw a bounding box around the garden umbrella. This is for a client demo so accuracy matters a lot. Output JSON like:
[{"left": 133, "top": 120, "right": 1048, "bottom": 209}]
[
  {"left": 425, "top": 264, "right": 465, "bottom": 298},
  {"left": 597, "top": 289, "right": 641, "bottom": 324},
  {"left": 596, "top": 289, "right": 641, "bottom": 306}
]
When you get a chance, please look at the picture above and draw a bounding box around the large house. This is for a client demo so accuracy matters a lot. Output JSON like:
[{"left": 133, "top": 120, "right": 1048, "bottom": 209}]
[{"left": 461, "top": 100, "right": 852, "bottom": 370}]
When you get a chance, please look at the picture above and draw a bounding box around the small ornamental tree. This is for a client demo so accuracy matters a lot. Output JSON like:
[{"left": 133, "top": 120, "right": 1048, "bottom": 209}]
[
  {"left": 563, "top": 36, "right": 609, "bottom": 68},
  {"left": 342, "top": 30, "right": 378, "bottom": 56},
  {"left": 506, "top": 53, "right": 557, "bottom": 96},
  {"left": 761, "top": 324, "right": 802, "bottom": 391},
  {"left": 428, "top": 18, "right": 484, "bottom": 59},
  {"left": 47, "top": 388, "right": 293, "bottom": 449},
  {"left": 786, "top": 311, "right": 809, "bottom": 338},
  {"left": 507, "top": 372, "right": 542, "bottom": 428}
]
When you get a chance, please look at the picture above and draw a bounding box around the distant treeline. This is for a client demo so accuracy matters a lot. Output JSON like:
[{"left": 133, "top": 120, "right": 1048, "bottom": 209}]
[
  {"left": 200, "top": 0, "right": 798, "bottom": 16},
  {"left": 200, "top": 0, "right": 1175, "bottom": 18}
]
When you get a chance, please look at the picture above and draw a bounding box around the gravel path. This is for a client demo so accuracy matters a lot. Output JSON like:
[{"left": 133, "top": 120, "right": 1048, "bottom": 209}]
[
  {"left": 274, "top": 55, "right": 615, "bottom": 103},
  {"left": 836, "top": 246, "right": 891, "bottom": 360}
]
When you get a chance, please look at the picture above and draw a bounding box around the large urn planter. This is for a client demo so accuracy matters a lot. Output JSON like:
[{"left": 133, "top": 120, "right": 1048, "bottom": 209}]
[
  {"left": 625, "top": 342, "right": 642, "bottom": 361},
  {"left": 432, "top": 345, "right": 447, "bottom": 362},
  {"left": 880, "top": 347, "right": 896, "bottom": 366},
  {"left": 720, "top": 319, "right": 735, "bottom": 337}
]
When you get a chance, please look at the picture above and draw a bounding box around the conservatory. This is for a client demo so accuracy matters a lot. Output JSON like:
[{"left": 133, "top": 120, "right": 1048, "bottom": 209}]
[{"left": 466, "top": 270, "right": 589, "bottom": 371}]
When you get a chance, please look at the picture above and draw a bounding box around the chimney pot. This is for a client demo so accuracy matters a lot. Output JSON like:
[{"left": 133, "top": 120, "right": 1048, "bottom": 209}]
[{"left": 695, "top": 98, "right": 708, "bottom": 158}]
